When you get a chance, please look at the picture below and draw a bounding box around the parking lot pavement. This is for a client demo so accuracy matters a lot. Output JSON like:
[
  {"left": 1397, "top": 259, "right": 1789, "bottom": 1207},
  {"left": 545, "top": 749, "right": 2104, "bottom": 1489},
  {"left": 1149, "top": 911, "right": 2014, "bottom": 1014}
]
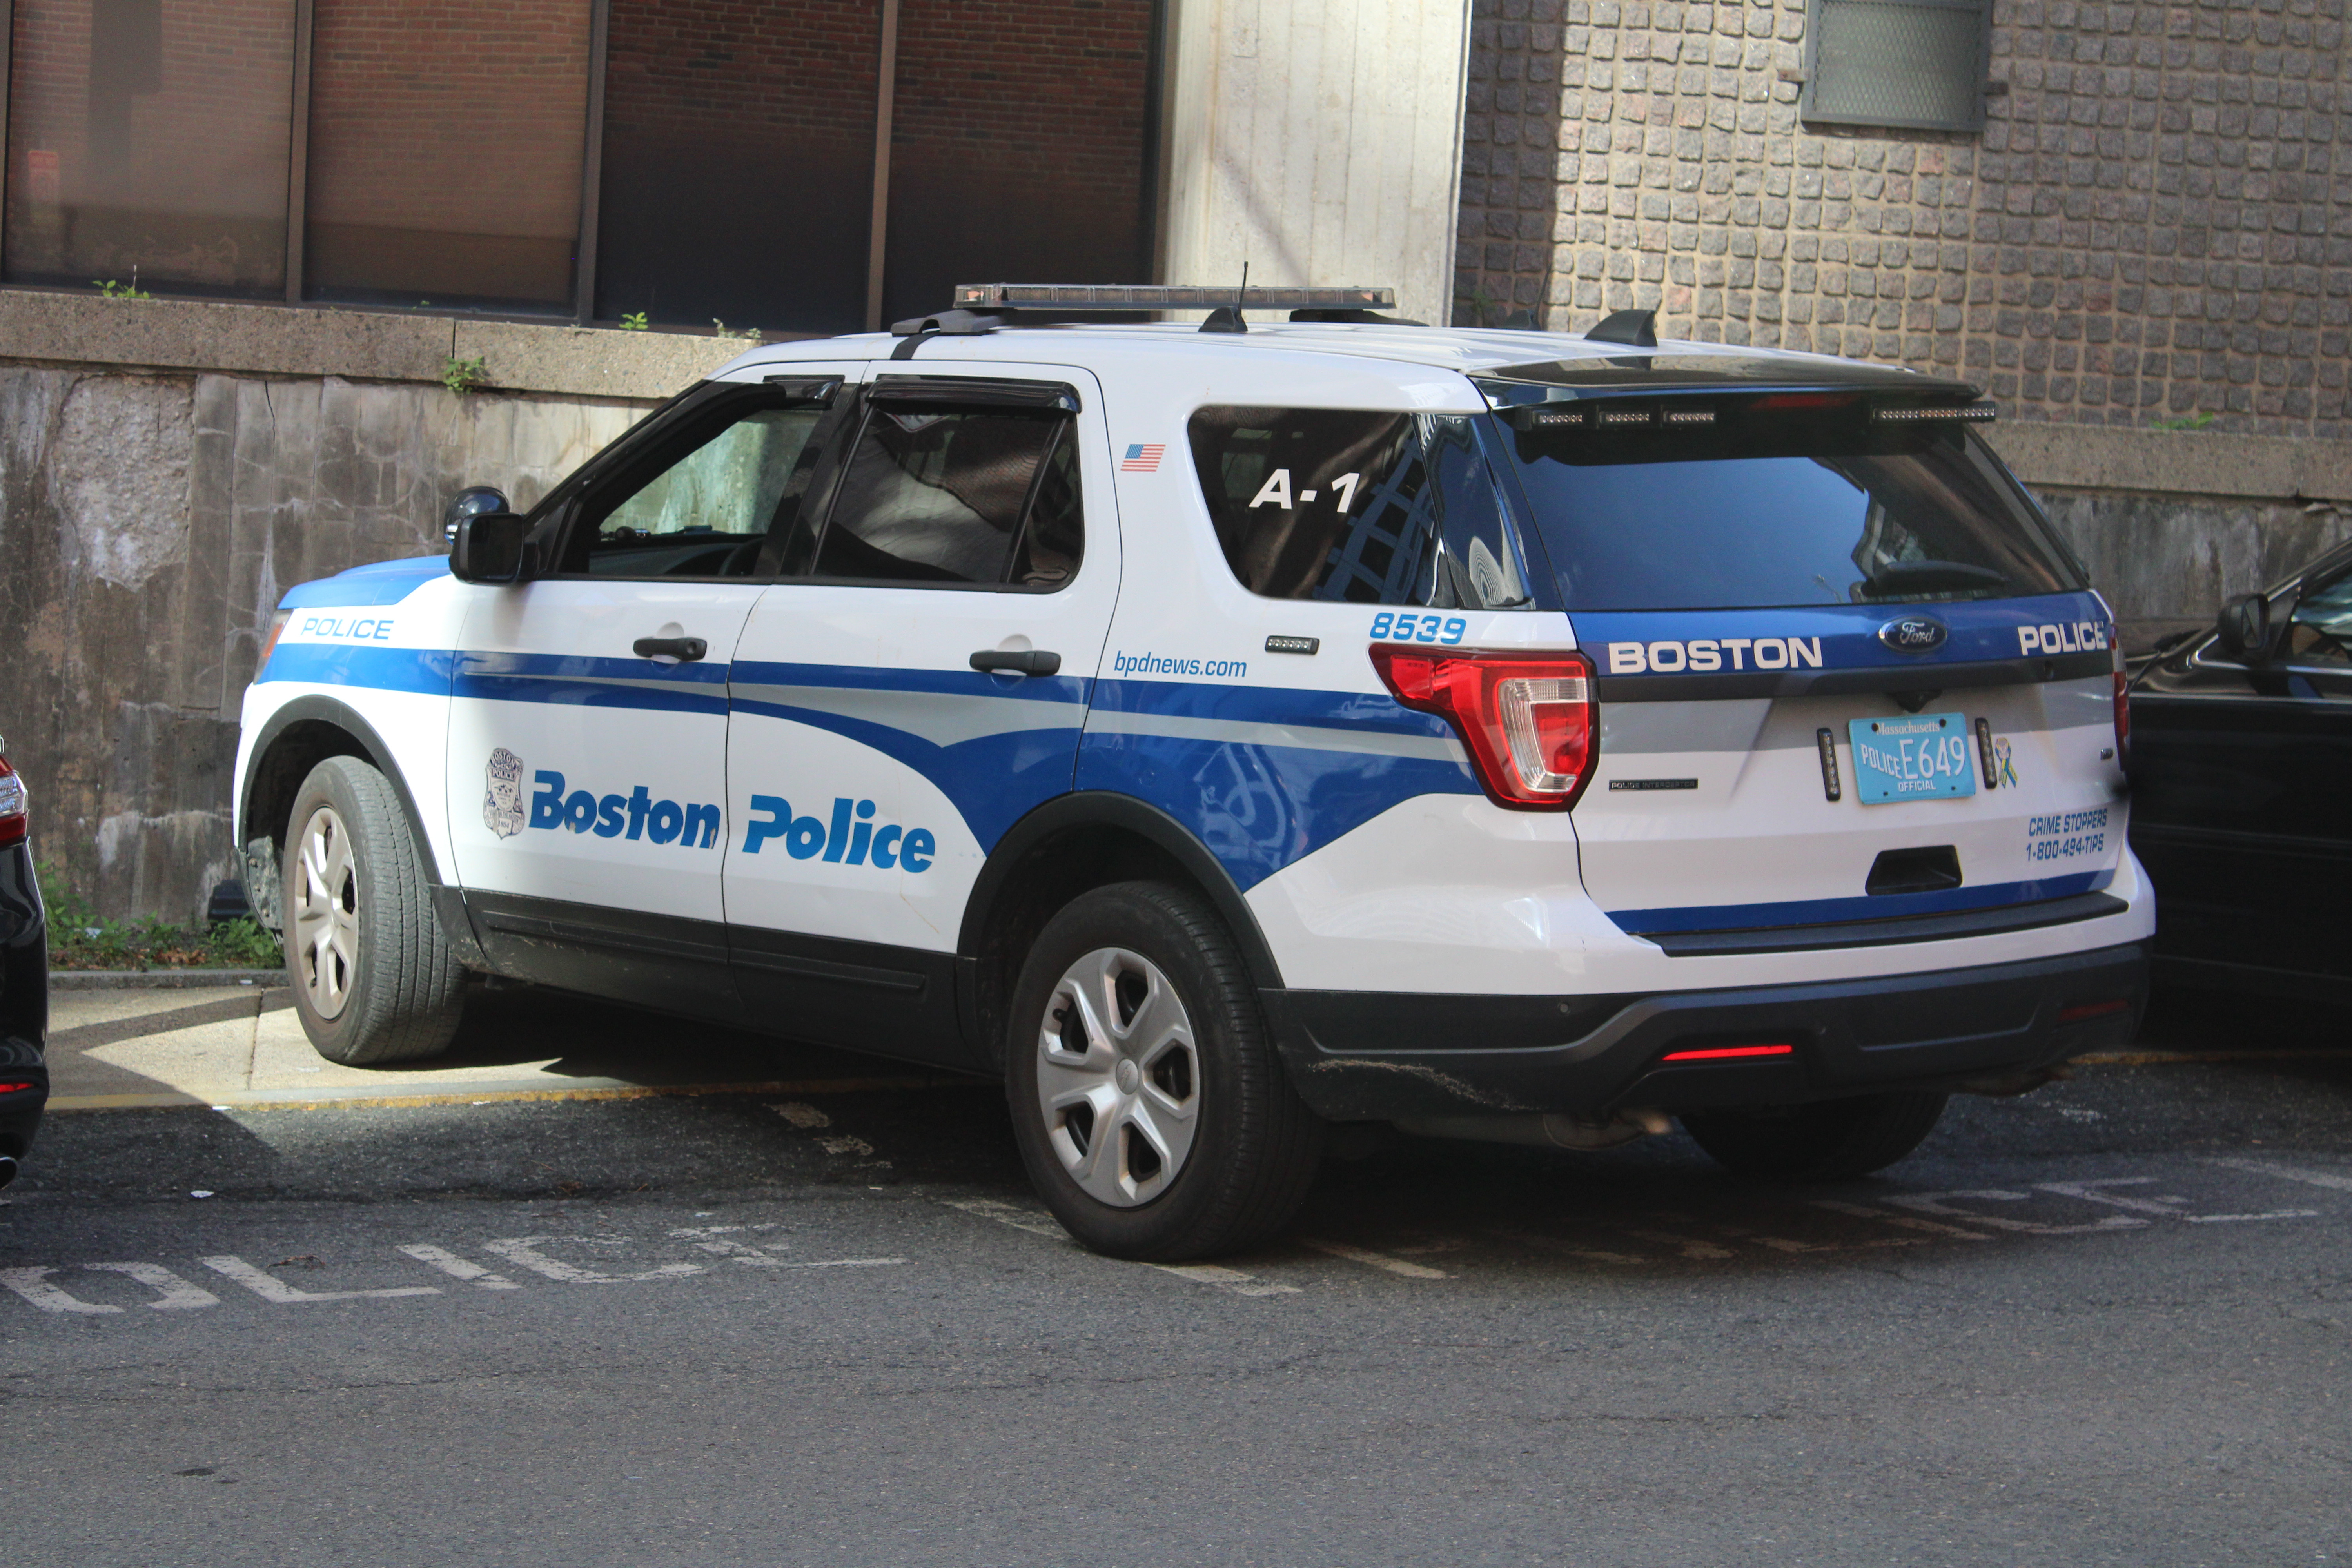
[{"left": 7, "top": 990, "right": 2350, "bottom": 1567}]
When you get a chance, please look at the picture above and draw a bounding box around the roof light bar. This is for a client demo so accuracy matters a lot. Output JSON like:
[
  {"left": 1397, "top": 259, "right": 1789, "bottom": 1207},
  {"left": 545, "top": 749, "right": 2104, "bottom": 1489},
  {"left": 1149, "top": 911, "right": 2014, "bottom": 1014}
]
[
  {"left": 951, "top": 283, "right": 1396, "bottom": 312},
  {"left": 1871, "top": 402, "right": 1997, "bottom": 423}
]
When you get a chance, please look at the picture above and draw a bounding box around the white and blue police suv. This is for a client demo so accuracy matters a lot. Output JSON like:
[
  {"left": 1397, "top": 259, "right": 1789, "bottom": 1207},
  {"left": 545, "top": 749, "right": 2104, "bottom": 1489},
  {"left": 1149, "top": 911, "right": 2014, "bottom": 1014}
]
[{"left": 234, "top": 287, "right": 2150, "bottom": 1260}]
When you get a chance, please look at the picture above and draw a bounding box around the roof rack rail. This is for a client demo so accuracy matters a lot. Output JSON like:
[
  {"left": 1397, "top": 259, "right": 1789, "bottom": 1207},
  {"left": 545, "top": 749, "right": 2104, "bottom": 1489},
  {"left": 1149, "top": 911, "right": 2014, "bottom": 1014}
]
[{"left": 951, "top": 283, "right": 1396, "bottom": 312}]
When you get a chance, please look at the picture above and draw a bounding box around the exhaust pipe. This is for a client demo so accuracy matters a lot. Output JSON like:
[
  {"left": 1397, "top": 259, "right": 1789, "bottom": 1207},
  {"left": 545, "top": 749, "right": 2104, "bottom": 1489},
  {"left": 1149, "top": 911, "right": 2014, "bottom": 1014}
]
[
  {"left": 0, "top": 1155, "right": 20, "bottom": 1189},
  {"left": 1395, "top": 1108, "right": 1674, "bottom": 1152}
]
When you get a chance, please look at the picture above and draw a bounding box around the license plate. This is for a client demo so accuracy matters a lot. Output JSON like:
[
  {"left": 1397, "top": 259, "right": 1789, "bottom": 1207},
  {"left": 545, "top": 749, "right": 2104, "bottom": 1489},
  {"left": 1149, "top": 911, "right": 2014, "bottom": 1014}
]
[{"left": 1847, "top": 713, "right": 1979, "bottom": 805}]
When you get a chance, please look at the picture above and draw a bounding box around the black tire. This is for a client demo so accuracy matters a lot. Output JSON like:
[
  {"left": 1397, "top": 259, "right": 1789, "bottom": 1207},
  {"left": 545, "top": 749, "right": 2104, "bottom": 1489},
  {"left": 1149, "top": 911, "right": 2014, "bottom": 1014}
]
[
  {"left": 1680, "top": 1091, "right": 1949, "bottom": 1180},
  {"left": 280, "top": 756, "right": 468, "bottom": 1065},
  {"left": 1005, "top": 880, "right": 1323, "bottom": 1261}
]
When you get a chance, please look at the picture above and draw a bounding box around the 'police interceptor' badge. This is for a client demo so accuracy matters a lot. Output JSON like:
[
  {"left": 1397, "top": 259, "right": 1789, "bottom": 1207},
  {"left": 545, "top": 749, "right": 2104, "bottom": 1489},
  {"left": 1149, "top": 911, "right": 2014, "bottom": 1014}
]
[{"left": 483, "top": 748, "right": 526, "bottom": 839}]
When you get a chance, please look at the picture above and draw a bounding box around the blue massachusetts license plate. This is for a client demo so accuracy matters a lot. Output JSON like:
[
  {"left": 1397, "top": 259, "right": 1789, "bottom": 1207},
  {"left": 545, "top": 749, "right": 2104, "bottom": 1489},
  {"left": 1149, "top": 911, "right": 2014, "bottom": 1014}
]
[{"left": 1848, "top": 713, "right": 1979, "bottom": 804}]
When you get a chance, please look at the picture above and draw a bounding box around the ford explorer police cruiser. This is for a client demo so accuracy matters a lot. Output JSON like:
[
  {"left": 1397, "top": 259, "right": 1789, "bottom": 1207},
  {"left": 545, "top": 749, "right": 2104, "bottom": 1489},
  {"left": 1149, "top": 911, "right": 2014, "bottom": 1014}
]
[{"left": 234, "top": 287, "right": 2149, "bottom": 1261}]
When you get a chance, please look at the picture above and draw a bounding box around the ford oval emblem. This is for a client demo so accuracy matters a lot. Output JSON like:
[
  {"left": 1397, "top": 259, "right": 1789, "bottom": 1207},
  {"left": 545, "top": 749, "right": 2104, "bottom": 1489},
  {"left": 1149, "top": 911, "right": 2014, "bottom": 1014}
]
[{"left": 1878, "top": 615, "right": 1949, "bottom": 655}]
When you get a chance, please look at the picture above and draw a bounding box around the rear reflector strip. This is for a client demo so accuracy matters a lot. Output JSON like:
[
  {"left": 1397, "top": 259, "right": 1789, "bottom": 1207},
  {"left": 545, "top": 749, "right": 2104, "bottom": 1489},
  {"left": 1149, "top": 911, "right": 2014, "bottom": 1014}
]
[
  {"left": 2056, "top": 1000, "right": 2131, "bottom": 1024},
  {"left": 1660, "top": 1043, "right": 1796, "bottom": 1062}
]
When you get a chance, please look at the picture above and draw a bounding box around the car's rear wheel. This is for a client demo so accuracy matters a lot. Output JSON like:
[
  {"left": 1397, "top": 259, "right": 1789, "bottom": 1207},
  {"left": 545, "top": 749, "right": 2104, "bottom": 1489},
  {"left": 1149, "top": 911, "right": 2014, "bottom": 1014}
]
[
  {"left": 1680, "top": 1091, "right": 1948, "bottom": 1180},
  {"left": 1005, "top": 880, "right": 1322, "bottom": 1261},
  {"left": 282, "top": 756, "right": 468, "bottom": 1065}
]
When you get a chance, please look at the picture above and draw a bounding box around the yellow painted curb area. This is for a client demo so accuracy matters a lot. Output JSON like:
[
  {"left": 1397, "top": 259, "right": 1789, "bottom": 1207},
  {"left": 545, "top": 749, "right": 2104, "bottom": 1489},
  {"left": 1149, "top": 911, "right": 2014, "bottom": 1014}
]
[{"left": 46, "top": 1075, "right": 975, "bottom": 1114}]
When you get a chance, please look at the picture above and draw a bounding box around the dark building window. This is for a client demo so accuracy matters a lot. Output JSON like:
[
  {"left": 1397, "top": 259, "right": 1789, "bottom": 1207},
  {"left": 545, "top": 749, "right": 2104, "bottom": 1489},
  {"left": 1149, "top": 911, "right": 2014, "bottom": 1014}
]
[
  {"left": 4, "top": 0, "right": 296, "bottom": 296},
  {"left": 595, "top": 0, "right": 881, "bottom": 336},
  {"left": 1800, "top": 0, "right": 1989, "bottom": 134},
  {"left": 303, "top": 0, "right": 589, "bottom": 310},
  {"left": 879, "top": 0, "right": 1156, "bottom": 326}
]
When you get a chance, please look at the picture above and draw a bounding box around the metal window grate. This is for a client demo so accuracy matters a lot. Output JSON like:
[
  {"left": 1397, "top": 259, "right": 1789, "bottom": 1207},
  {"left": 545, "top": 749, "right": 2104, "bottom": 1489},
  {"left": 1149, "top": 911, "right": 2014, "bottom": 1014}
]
[{"left": 1802, "top": 0, "right": 1990, "bottom": 133}]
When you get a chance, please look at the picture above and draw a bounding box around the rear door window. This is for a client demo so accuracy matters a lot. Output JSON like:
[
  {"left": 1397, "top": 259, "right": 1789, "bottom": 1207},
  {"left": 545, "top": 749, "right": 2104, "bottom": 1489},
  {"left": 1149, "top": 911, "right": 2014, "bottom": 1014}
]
[
  {"left": 1484, "top": 395, "right": 2083, "bottom": 611},
  {"left": 805, "top": 406, "right": 1080, "bottom": 587},
  {"left": 1187, "top": 407, "right": 1536, "bottom": 608}
]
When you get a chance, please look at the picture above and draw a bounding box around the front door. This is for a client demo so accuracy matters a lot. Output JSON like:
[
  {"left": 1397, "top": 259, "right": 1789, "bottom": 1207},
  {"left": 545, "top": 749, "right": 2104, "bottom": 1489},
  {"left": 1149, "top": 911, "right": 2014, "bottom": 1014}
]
[
  {"left": 722, "top": 367, "right": 1120, "bottom": 1062},
  {"left": 446, "top": 372, "right": 855, "bottom": 1019}
]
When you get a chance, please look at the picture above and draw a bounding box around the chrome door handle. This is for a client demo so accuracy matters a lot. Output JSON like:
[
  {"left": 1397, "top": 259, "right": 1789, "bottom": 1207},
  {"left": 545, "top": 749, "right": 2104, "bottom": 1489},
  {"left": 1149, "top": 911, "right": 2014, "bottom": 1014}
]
[
  {"left": 634, "top": 636, "right": 708, "bottom": 661},
  {"left": 969, "top": 649, "right": 1061, "bottom": 677}
]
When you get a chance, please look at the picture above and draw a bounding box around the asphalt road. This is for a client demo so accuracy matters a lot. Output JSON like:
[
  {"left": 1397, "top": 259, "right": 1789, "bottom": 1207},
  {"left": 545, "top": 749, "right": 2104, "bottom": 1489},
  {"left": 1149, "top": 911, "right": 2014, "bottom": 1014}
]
[{"left": 5, "top": 985, "right": 2349, "bottom": 1567}]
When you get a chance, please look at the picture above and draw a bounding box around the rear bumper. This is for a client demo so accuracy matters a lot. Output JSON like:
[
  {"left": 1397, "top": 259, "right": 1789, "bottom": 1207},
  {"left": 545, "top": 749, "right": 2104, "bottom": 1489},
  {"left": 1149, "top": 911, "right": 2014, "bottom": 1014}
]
[{"left": 1264, "top": 941, "right": 2147, "bottom": 1121}]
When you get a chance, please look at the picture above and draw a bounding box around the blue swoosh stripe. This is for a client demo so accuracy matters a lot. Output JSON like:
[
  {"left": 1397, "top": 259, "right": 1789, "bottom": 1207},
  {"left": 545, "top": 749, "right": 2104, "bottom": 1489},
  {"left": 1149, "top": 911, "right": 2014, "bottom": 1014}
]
[
  {"left": 255, "top": 644, "right": 455, "bottom": 693},
  {"left": 730, "top": 658, "right": 1089, "bottom": 708},
  {"left": 454, "top": 652, "right": 730, "bottom": 716},
  {"left": 1088, "top": 677, "right": 1452, "bottom": 738},
  {"left": 1606, "top": 870, "right": 2114, "bottom": 936}
]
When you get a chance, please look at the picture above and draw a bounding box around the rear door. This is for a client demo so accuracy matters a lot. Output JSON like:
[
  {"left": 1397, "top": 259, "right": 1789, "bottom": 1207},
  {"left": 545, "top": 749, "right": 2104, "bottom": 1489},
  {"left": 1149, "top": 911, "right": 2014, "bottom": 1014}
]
[
  {"left": 1485, "top": 390, "right": 2129, "bottom": 946},
  {"left": 721, "top": 365, "right": 1119, "bottom": 1062},
  {"left": 445, "top": 372, "right": 853, "bottom": 1017}
]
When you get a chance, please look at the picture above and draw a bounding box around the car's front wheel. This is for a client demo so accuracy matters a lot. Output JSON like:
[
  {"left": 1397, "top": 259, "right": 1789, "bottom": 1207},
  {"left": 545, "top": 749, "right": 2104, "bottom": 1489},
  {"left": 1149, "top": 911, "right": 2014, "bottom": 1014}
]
[
  {"left": 1679, "top": 1091, "right": 1948, "bottom": 1180},
  {"left": 282, "top": 756, "right": 468, "bottom": 1065},
  {"left": 1005, "top": 881, "right": 1322, "bottom": 1261}
]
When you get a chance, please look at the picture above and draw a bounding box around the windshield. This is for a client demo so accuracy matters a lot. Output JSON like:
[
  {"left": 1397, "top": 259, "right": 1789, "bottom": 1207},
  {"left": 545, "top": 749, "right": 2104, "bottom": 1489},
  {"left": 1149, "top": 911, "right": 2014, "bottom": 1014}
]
[{"left": 1488, "top": 398, "right": 2084, "bottom": 612}]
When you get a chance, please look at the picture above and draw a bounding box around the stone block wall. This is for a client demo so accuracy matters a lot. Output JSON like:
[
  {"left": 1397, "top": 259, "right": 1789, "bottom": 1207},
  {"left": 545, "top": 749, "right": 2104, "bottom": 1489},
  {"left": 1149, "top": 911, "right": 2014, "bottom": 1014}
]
[{"left": 1456, "top": 0, "right": 2352, "bottom": 436}]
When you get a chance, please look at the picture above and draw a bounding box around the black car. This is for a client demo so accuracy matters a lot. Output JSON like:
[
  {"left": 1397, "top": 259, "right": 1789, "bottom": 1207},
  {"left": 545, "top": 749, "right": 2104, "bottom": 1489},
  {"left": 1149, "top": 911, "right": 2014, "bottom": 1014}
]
[
  {"left": 2128, "top": 537, "right": 2352, "bottom": 1000},
  {"left": 0, "top": 738, "right": 45, "bottom": 1181}
]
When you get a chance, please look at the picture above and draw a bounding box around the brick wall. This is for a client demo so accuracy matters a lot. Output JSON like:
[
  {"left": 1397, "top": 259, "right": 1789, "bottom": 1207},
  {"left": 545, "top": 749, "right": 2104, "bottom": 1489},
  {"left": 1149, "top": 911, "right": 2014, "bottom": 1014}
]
[{"left": 1457, "top": 0, "right": 2352, "bottom": 437}]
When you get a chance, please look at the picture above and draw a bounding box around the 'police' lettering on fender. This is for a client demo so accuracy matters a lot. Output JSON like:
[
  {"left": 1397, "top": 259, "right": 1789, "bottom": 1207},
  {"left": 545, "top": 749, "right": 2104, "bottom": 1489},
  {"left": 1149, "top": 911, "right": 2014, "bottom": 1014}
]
[
  {"left": 742, "top": 796, "right": 935, "bottom": 873},
  {"left": 1605, "top": 637, "right": 1824, "bottom": 675}
]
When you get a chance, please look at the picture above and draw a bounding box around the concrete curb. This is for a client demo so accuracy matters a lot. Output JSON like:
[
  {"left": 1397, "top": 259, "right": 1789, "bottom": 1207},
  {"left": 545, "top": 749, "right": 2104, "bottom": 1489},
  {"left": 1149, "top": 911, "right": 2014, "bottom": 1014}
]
[{"left": 51, "top": 970, "right": 285, "bottom": 991}]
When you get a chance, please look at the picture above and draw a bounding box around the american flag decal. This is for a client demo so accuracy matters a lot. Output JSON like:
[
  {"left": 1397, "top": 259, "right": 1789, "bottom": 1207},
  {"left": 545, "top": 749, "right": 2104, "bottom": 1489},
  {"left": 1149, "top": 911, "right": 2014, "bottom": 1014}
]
[{"left": 1120, "top": 443, "right": 1166, "bottom": 472}]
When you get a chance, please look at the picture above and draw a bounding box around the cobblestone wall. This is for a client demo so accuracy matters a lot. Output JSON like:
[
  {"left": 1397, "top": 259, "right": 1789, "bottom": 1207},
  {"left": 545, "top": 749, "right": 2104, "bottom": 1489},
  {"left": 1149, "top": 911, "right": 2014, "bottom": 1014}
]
[{"left": 1457, "top": 0, "right": 2351, "bottom": 437}]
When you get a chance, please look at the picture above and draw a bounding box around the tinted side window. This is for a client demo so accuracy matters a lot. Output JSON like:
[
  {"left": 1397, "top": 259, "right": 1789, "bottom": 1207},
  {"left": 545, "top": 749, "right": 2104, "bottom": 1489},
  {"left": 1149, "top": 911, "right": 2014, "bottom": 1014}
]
[
  {"left": 1187, "top": 407, "right": 1534, "bottom": 607},
  {"left": 573, "top": 403, "right": 827, "bottom": 577},
  {"left": 813, "top": 407, "right": 1078, "bottom": 586},
  {"left": 2287, "top": 572, "right": 2352, "bottom": 669}
]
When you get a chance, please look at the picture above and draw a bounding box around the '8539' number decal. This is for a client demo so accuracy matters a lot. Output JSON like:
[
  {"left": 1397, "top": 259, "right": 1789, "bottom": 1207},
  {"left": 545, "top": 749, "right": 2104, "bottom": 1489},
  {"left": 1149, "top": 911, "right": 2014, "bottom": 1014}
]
[{"left": 1370, "top": 612, "right": 1466, "bottom": 646}]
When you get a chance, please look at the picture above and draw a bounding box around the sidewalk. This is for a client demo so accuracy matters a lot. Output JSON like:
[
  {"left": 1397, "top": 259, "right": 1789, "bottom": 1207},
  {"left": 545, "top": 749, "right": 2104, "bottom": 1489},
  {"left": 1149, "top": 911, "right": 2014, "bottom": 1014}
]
[{"left": 45, "top": 984, "right": 964, "bottom": 1111}]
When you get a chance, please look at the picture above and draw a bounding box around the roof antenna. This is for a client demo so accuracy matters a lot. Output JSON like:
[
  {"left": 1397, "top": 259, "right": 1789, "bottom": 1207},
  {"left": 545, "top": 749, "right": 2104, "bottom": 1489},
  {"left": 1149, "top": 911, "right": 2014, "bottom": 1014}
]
[{"left": 1202, "top": 259, "right": 1248, "bottom": 334}]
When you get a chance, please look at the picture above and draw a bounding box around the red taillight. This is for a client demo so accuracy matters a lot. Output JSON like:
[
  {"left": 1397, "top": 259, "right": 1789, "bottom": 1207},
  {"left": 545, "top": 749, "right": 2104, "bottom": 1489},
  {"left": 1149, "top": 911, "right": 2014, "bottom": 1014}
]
[
  {"left": 2056, "top": 999, "right": 2131, "bottom": 1025},
  {"left": 0, "top": 757, "right": 24, "bottom": 849},
  {"left": 0, "top": 1082, "right": 34, "bottom": 1094},
  {"left": 1660, "top": 1043, "right": 1797, "bottom": 1062},
  {"left": 1369, "top": 646, "right": 1597, "bottom": 810}
]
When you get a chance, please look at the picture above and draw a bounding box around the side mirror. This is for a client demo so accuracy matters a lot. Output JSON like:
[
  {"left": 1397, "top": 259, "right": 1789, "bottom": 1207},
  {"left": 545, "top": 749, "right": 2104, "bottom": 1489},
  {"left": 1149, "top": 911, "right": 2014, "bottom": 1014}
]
[
  {"left": 2216, "top": 592, "right": 2270, "bottom": 662},
  {"left": 450, "top": 512, "right": 528, "bottom": 584},
  {"left": 443, "top": 485, "right": 512, "bottom": 550}
]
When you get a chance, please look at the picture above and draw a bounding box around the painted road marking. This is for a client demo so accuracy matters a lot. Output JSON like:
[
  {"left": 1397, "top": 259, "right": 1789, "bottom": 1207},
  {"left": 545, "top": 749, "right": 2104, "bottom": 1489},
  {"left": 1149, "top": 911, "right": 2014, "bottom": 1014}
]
[
  {"left": 2, "top": 1267, "right": 126, "bottom": 1314},
  {"left": 1300, "top": 1239, "right": 1451, "bottom": 1279},
  {"left": 482, "top": 1237, "right": 707, "bottom": 1284},
  {"left": 940, "top": 1197, "right": 1302, "bottom": 1296},
  {"left": 1884, "top": 1190, "right": 2148, "bottom": 1236},
  {"left": 46, "top": 1075, "right": 969, "bottom": 1115},
  {"left": 1811, "top": 1200, "right": 1996, "bottom": 1241},
  {"left": 2205, "top": 1156, "right": 2352, "bottom": 1194},
  {"left": 668, "top": 1225, "right": 905, "bottom": 1270},
  {"left": 85, "top": 1262, "right": 221, "bottom": 1310},
  {"left": 2034, "top": 1177, "right": 2316, "bottom": 1225},
  {"left": 399, "top": 1243, "right": 524, "bottom": 1290},
  {"left": 199, "top": 1256, "right": 442, "bottom": 1304}
]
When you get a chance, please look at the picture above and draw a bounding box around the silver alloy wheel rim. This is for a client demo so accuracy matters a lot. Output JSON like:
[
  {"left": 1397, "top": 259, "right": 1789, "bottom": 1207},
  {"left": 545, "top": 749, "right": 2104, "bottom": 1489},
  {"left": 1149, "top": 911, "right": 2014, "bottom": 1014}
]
[
  {"left": 1036, "top": 946, "right": 1201, "bottom": 1207},
  {"left": 292, "top": 805, "right": 359, "bottom": 1020}
]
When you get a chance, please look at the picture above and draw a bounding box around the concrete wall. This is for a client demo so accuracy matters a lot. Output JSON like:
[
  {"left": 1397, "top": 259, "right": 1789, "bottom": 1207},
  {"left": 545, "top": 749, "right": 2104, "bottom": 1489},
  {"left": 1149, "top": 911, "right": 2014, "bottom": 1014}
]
[
  {"left": 1161, "top": 0, "right": 1477, "bottom": 325},
  {"left": 0, "top": 294, "right": 739, "bottom": 923},
  {"left": 1, "top": 292, "right": 2341, "bottom": 923}
]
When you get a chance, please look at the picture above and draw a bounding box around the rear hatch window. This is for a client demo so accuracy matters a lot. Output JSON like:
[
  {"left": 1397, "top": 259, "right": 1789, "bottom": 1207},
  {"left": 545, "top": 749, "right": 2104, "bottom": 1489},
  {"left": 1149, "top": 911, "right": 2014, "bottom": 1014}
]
[{"left": 1485, "top": 392, "right": 2084, "bottom": 611}]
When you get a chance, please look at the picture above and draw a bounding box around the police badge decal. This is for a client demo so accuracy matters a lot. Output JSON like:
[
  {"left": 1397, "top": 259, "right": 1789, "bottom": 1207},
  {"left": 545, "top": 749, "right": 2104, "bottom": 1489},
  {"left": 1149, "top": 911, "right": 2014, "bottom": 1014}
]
[{"left": 484, "top": 748, "right": 526, "bottom": 838}]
